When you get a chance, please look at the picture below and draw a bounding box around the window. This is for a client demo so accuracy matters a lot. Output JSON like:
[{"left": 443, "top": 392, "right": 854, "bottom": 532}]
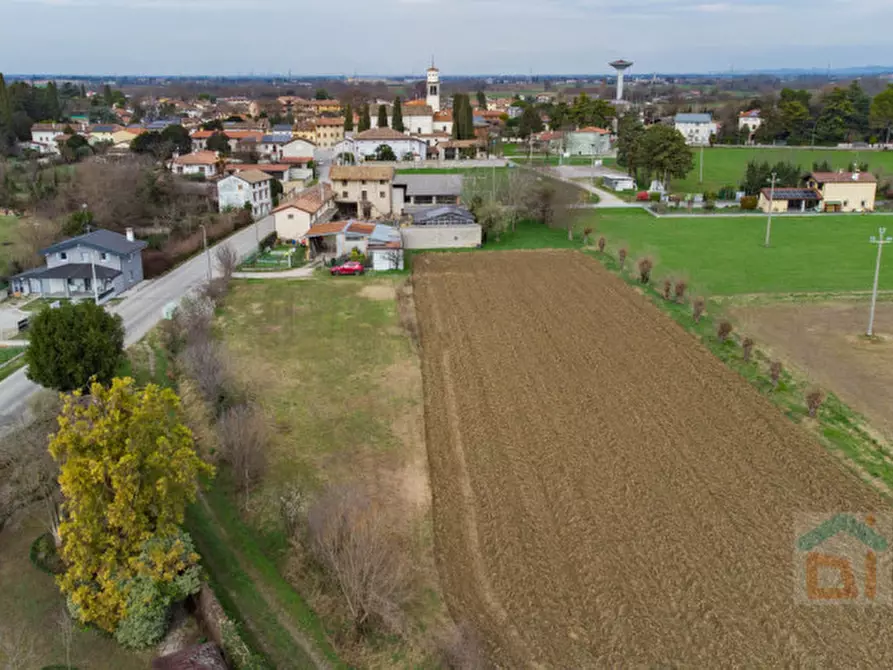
[
  {"left": 101, "top": 252, "right": 108, "bottom": 261},
  {"left": 379, "top": 191, "right": 385, "bottom": 199},
  {"left": 342, "top": 190, "right": 348, "bottom": 198},
  {"left": 380, "top": 180, "right": 386, "bottom": 185},
  {"left": 361, "top": 190, "right": 368, "bottom": 201},
  {"left": 287, "top": 213, "right": 294, "bottom": 220},
  {"left": 361, "top": 180, "right": 366, "bottom": 185},
  {"left": 844, "top": 200, "right": 849, "bottom": 207},
  {"left": 80, "top": 252, "right": 88, "bottom": 261},
  {"left": 862, "top": 200, "right": 867, "bottom": 208},
  {"left": 60, "top": 252, "right": 67, "bottom": 261},
  {"left": 128, "top": 271, "right": 134, "bottom": 281}
]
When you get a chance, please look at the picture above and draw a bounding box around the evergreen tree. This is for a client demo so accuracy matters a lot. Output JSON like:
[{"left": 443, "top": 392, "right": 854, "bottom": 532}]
[
  {"left": 103, "top": 83, "right": 114, "bottom": 107},
  {"left": 477, "top": 90, "right": 487, "bottom": 110},
  {"left": 463, "top": 94, "right": 474, "bottom": 140},
  {"left": 452, "top": 94, "right": 464, "bottom": 139},
  {"left": 377, "top": 104, "right": 389, "bottom": 128},
  {"left": 344, "top": 103, "right": 354, "bottom": 131},
  {"left": 518, "top": 104, "right": 543, "bottom": 139},
  {"left": 46, "top": 81, "right": 61, "bottom": 121},
  {"left": 616, "top": 114, "right": 646, "bottom": 182},
  {"left": 0, "top": 73, "right": 11, "bottom": 126},
  {"left": 640, "top": 125, "right": 694, "bottom": 191},
  {"left": 392, "top": 97, "right": 404, "bottom": 132},
  {"left": 359, "top": 104, "right": 371, "bottom": 132},
  {"left": 871, "top": 85, "right": 893, "bottom": 144},
  {"left": 80, "top": 83, "right": 86, "bottom": 98}
]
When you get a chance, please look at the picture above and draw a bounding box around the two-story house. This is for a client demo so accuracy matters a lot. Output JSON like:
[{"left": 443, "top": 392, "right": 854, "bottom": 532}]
[
  {"left": 272, "top": 183, "right": 336, "bottom": 241},
  {"left": 30, "top": 123, "right": 69, "bottom": 155},
  {"left": 10, "top": 228, "right": 147, "bottom": 300},
  {"left": 329, "top": 165, "right": 395, "bottom": 219},
  {"left": 806, "top": 170, "right": 877, "bottom": 212},
  {"left": 171, "top": 151, "right": 220, "bottom": 178},
  {"left": 216, "top": 169, "right": 273, "bottom": 218}
]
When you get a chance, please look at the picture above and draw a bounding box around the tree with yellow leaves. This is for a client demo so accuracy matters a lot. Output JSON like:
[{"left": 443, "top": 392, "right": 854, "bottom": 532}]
[{"left": 49, "top": 377, "right": 214, "bottom": 647}]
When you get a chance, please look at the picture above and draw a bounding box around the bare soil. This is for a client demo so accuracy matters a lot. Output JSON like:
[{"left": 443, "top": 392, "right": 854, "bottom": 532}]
[
  {"left": 730, "top": 300, "right": 893, "bottom": 441},
  {"left": 414, "top": 250, "right": 893, "bottom": 667}
]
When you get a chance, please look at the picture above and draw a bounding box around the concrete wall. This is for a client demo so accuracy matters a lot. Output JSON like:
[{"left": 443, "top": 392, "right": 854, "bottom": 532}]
[{"left": 401, "top": 224, "right": 482, "bottom": 250}]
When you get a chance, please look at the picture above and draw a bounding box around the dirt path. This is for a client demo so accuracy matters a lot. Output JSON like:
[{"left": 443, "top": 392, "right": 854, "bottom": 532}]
[
  {"left": 414, "top": 250, "right": 893, "bottom": 667},
  {"left": 196, "top": 495, "right": 331, "bottom": 670}
]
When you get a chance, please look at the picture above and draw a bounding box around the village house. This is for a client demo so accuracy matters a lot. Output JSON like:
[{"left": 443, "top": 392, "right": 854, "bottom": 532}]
[
  {"left": 433, "top": 110, "right": 454, "bottom": 135},
  {"left": 435, "top": 139, "right": 488, "bottom": 160},
  {"left": 280, "top": 137, "right": 316, "bottom": 160},
  {"left": 806, "top": 170, "right": 877, "bottom": 212},
  {"left": 329, "top": 165, "right": 395, "bottom": 219},
  {"left": 10, "top": 228, "right": 146, "bottom": 300},
  {"left": 225, "top": 163, "right": 309, "bottom": 185},
  {"left": 673, "top": 113, "right": 718, "bottom": 146},
  {"left": 566, "top": 127, "right": 611, "bottom": 156},
  {"left": 333, "top": 128, "right": 427, "bottom": 164},
  {"left": 257, "top": 133, "right": 293, "bottom": 160},
  {"left": 190, "top": 129, "right": 263, "bottom": 153},
  {"left": 170, "top": 151, "right": 220, "bottom": 178},
  {"left": 758, "top": 187, "right": 823, "bottom": 213},
  {"left": 272, "top": 183, "right": 336, "bottom": 241},
  {"left": 30, "top": 123, "right": 70, "bottom": 155},
  {"left": 314, "top": 117, "right": 345, "bottom": 148},
  {"left": 392, "top": 173, "right": 462, "bottom": 213},
  {"left": 216, "top": 168, "right": 273, "bottom": 218},
  {"left": 303, "top": 220, "right": 377, "bottom": 260},
  {"left": 86, "top": 124, "right": 122, "bottom": 145},
  {"left": 738, "top": 109, "right": 762, "bottom": 141}
]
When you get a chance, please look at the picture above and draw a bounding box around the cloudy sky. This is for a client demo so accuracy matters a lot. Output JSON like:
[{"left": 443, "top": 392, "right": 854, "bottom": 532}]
[{"left": 3, "top": 0, "right": 892, "bottom": 76}]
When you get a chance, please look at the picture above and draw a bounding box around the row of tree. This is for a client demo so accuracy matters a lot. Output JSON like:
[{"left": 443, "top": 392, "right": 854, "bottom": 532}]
[{"left": 615, "top": 116, "right": 694, "bottom": 190}]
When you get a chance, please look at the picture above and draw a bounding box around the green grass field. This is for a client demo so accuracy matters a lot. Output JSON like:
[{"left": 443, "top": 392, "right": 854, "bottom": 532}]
[
  {"left": 587, "top": 209, "right": 893, "bottom": 295},
  {"left": 674, "top": 146, "right": 893, "bottom": 195},
  {"left": 0, "top": 214, "right": 18, "bottom": 278}
]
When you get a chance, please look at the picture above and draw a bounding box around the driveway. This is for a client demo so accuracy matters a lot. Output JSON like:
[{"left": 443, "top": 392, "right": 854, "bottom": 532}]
[
  {"left": 0, "top": 304, "right": 27, "bottom": 338},
  {"left": 0, "top": 216, "right": 275, "bottom": 426}
]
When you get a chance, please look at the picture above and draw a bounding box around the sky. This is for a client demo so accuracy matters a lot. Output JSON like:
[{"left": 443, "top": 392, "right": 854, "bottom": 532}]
[{"left": 3, "top": 0, "right": 892, "bottom": 76}]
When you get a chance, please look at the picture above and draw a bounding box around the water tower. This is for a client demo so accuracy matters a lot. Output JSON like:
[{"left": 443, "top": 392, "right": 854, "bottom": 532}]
[{"left": 609, "top": 59, "right": 633, "bottom": 102}]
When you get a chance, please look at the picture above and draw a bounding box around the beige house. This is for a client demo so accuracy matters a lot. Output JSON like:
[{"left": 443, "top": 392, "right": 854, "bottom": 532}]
[
  {"left": 806, "top": 171, "right": 877, "bottom": 212},
  {"left": 758, "top": 187, "right": 822, "bottom": 213},
  {"left": 329, "top": 165, "right": 395, "bottom": 219},
  {"left": 314, "top": 117, "right": 345, "bottom": 148},
  {"left": 272, "top": 184, "right": 336, "bottom": 241}
]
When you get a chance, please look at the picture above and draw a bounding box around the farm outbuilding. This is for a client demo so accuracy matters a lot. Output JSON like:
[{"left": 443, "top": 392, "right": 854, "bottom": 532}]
[{"left": 758, "top": 188, "right": 822, "bottom": 213}]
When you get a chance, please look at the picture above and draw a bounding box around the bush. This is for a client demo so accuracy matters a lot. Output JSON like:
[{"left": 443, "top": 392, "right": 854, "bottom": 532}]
[
  {"left": 693, "top": 296, "right": 706, "bottom": 322},
  {"left": 259, "top": 231, "right": 277, "bottom": 252},
  {"left": 25, "top": 301, "right": 125, "bottom": 392},
  {"left": 740, "top": 195, "right": 758, "bottom": 210},
  {"left": 649, "top": 192, "right": 661, "bottom": 202},
  {"left": 114, "top": 577, "right": 170, "bottom": 649},
  {"left": 636, "top": 257, "right": 653, "bottom": 284},
  {"left": 30, "top": 533, "right": 64, "bottom": 576},
  {"left": 349, "top": 248, "right": 367, "bottom": 264},
  {"left": 770, "top": 361, "right": 783, "bottom": 388},
  {"left": 661, "top": 278, "right": 672, "bottom": 300},
  {"left": 650, "top": 202, "right": 669, "bottom": 215},
  {"left": 618, "top": 247, "right": 627, "bottom": 271},
  {"left": 635, "top": 191, "right": 649, "bottom": 202},
  {"left": 216, "top": 403, "right": 269, "bottom": 494},
  {"left": 674, "top": 280, "right": 687, "bottom": 303},
  {"left": 717, "top": 320, "right": 733, "bottom": 342},
  {"left": 704, "top": 200, "right": 716, "bottom": 211},
  {"left": 806, "top": 388, "right": 825, "bottom": 417},
  {"left": 718, "top": 185, "right": 737, "bottom": 200}
]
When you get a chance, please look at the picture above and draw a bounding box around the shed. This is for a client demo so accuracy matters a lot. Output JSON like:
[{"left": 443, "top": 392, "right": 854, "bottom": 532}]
[{"left": 758, "top": 187, "right": 822, "bottom": 213}]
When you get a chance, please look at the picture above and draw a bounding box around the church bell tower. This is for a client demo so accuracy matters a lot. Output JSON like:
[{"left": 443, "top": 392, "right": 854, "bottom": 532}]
[{"left": 426, "top": 62, "right": 441, "bottom": 113}]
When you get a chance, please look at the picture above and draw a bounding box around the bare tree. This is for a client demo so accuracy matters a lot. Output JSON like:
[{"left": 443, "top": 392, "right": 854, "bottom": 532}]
[
  {"left": 637, "top": 257, "right": 653, "bottom": 284},
  {"left": 597, "top": 236, "right": 606, "bottom": 253},
  {"left": 742, "top": 337, "right": 755, "bottom": 362},
  {"left": 717, "top": 320, "right": 733, "bottom": 342},
  {"left": 692, "top": 296, "right": 706, "bottom": 323},
  {"left": 56, "top": 608, "right": 75, "bottom": 670},
  {"left": 674, "top": 280, "right": 688, "bottom": 303},
  {"left": 770, "top": 361, "right": 783, "bottom": 388},
  {"left": 806, "top": 388, "right": 825, "bottom": 418},
  {"left": 178, "top": 340, "right": 232, "bottom": 411},
  {"left": 0, "top": 622, "right": 38, "bottom": 670},
  {"left": 618, "top": 247, "right": 627, "bottom": 272},
  {"left": 307, "top": 485, "right": 409, "bottom": 636},
  {"left": 215, "top": 243, "right": 239, "bottom": 280},
  {"left": 216, "top": 403, "right": 268, "bottom": 495}
]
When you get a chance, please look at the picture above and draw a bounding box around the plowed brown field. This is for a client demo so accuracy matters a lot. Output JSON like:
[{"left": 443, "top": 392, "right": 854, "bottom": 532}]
[{"left": 414, "top": 250, "right": 893, "bottom": 667}]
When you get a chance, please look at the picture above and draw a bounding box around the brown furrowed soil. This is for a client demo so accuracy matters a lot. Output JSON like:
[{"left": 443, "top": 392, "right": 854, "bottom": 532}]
[{"left": 414, "top": 250, "right": 893, "bottom": 667}]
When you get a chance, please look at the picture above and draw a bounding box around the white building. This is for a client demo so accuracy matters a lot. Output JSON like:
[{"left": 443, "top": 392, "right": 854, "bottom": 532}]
[
  {"left": 426, "top": 65, "right": 441, "bottom": 113},
  {"left": 333, "top": 128, "right": 428, "bottom": 163},
  {"left": 738, "top": 109, "right": 762, "bottom": 143},
  {"left": 170, "top": 151, "right": 220, "bottom": 178},
  {"left": 217, "top": 169, "right": 273, "bottom": 218},
  {"left": 30, "top": 123, "right": 68, "bottom": 155},
  {"left": 673, "top": 113, "right": 718, "bottom": 146},
  {"left": 281, "top": 137, "right": 316, "bottom": 160}
]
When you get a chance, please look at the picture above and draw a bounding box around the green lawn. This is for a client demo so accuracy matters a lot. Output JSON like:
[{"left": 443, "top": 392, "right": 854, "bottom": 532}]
[
  {"left": 0, "top": 214, "right": 18, "bottom": 278},
  {"left": 587, "top": 209, "right": 893, "bottom": 295},
  {"left": 0, "top": 346, "right": 25, "bottom": 364},
  {"left": 673, "top": 146, "right": 893, "bottom": 195}
]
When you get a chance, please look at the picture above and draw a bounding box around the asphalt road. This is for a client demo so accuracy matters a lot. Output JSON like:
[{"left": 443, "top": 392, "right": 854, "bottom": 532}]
[{"left": 0, "top": 216, "right": 274, "bottom": 427}]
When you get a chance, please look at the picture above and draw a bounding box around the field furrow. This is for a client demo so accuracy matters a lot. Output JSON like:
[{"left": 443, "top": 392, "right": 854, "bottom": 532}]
[{"left": 414, "top": 250, "right": 893, "bottom": 667}]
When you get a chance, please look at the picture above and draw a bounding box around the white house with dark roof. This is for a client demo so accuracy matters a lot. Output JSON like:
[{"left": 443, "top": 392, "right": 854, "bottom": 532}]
[
  {"left": 673, "top": 113, "right": 718, "bottom": 146},
  {"left": 333, "top": 128, "right": 427, "bottom": 164},
  {"left": 10, "top": 228, "right": 146, "bottom": 299}
]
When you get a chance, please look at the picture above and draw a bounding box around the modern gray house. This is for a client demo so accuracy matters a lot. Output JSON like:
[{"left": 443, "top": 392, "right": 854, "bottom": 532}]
[{"left": 10, "top": 228, "right": 147, "bottom": 300}]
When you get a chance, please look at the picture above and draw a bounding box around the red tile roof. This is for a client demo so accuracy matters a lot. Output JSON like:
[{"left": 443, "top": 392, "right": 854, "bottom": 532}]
[
  {"left": 172, "top": 150, "right": 219, "bottom": 165},
  {"left": 810, "top": 171, "right": 877, "bottom": 184},
  {"left": 274, "top": 183, "right": 334, "bottom": 215}
]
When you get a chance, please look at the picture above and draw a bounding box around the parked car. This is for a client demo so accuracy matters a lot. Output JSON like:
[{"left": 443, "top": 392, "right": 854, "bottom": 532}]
[{"left": 330, "top": 260, "right": 365, "bottom": 276}]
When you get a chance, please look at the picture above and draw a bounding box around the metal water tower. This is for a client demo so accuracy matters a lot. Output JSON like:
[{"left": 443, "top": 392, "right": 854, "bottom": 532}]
[{"left": 609, "top": 59, "right": 633, "bottom": 102}]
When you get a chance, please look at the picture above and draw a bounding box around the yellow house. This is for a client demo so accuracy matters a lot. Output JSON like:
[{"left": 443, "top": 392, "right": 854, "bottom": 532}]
[
  {"left": 313, "top": 117, "right": 345, "bottom": 148},
  {"left": 806, "top": 171, "right": 877, "bottom": 213}
]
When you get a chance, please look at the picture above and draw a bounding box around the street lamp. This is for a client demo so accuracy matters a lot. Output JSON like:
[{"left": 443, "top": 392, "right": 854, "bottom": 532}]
[
  {"left": 199, "top": 223, "right": 212, "bottom": 281},
  {"left": 867, "top": 227, "right": 892, "bottom": 337},
  {"left": 764, "top": 171, "right": 778, "bottom": 248}
]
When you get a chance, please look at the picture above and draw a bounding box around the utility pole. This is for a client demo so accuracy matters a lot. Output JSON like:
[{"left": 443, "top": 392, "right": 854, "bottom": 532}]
[
  {"left": 867, "top": 227, "right": 892, "bottom": 337},
  {"left": 764, "top": 171, "right": 777, "bottom": 248},
  {"left": 699, "top": 145, "right": 704, "bottom": 184},
  {"left": 200, "top": 224, "right": 211, "bottom": 281}
]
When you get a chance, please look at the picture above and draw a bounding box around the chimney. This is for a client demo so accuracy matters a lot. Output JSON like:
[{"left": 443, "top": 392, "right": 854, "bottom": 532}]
[{"left": 126, "top": 227, "right": 135, "bottom": 242}]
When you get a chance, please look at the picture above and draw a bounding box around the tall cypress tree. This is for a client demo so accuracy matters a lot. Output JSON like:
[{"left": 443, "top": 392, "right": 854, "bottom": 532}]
[
  {"left": 359, "top": 104, "right": 371, "bottom": 132},
  {"left": 344, "top": 103, "right": 354, "bottom": 131},
  {"left": 377, "top": 104, "right": 389, "bottom": 129},
  {"left": 463, "top": 94, "right": 474, "bottom": 140},
  {"left": 451, "top": 94, "right": 464, "bottom": 139},
  {"left": 392, "top": 97, "right": 404, "bottom": 132},
  {"left": 0, "top": 74, "right": 11, "bottom": 126}
]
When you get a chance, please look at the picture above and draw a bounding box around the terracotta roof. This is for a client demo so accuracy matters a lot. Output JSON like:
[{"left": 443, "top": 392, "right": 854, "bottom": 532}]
[
  {"left": 403, "top": 105, "right": 433, "bottom": 116},
  {"left": 739, "top": 109, "right": 761, "bottom": 118},
  {"left": 230, "top": 169, "right": 272, "bottom": 184},
  {"left": 576, "top": 126, "right": 610, "bottom": 134},
  {"left": 315, "top": 117, "right": 345, "bottom": 126},
  {"left": 538, "top": 131, "right": 564, "bottom": 141},
  {"left": 405, "top": 99, "right": 428, "bottom": 106},
  {"left": 172, "top": 151, "right": 219, "bottom": 165},
  {"left": 417, "top": 131, "right": 451, "bottom": 138},
  {"left": 479, "top": 110, "right": 504, "bottom": 119},
  {"left": 810, "top": 171, "right": 877, "bottom": 184},
  {"left": 227, "top": 163, "right": 290, "bottom": 174},
  {"left": 439, "top": 139, "right": 485, "bottom": 148},
  {"left": 433, "top": 110, "right": 453, "bottom": 122},
  {"left": 346, "top": 221, "right": 376, "bottom": 235},
  {"left": 303, "top": 220, "right": 349, "bottom": 237},
  {"left": 354, "top": 127, "right": 416, "bottom": 141},
  {"left": 281, "top": 156, "right": 314, "bottom": 164},
  {"left": 274, "top": 183, "right": 334, "bottom": 214},
  {"left": 329, "top": 165, "right": 394, "bottom": 182}
]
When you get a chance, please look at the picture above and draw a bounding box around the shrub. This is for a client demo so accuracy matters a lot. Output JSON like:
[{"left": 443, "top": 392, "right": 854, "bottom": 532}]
[
  {"left": 635, "top": 191, "right": 649, "bottom": 201},
  {"left": 674, "top": 280, "right": 687, "bottom": 303},
  {"left": 618, "top": 247, "right": 627, "bottom": 271},
  {"left": 717, "top": 320, "right": 733, "bottom": 342},
  {"left": 259, "top": 231, "right": 277, "bottom": 252},
  {"left": 661, "top": 278, "right": 672, "bottom": 300},
  {"left": 718, "top": 185, "right": 737, "bottom": 200},
  {"left": 649, "top": 192, "right": 661, "bottom": 202},
  {"left": 216, "top": 403, "right": 269, "bottom": 494},
  {"left": 597, "top": 236, "right": 606, "bottom": 253},
  {"left": 742, "top": 337, "right": 755, "bottom": 362},
  {"left": 650, "top": 202, "right": 669, "bottom": 214},
  {"left": 30, "top": 533, "right": 65, "bottom": 576},
  {"left": 693, "top": 296, "right": 706, "bottom": 322},
  {"left": 806, "top": 388, "right": 825, "bottom": 417},
  {"left": 740, "top": 195, "right": 758, "bottom": 211},
  {"left": 770, "top": 361, "right": 782, "bottom": 388},
  {"left": 704, "top": 200, "right": 716, "bottom": 211},
  {"left": 349, "top": 248, "right": 367, "bottom": 264},
  {"left": 582, "top": 227, "right": 593, "bottom": 244},
  {"left": 636, "top": 257, "right": 653, "bottom": 284},
  {"left": 113, "top": 577, "right": 170, "bottom": 649}
]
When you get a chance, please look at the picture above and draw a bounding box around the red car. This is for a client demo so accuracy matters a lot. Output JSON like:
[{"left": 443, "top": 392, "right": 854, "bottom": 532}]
[{"left": 330, "top": 260, "right": 365, "bottom": 276}]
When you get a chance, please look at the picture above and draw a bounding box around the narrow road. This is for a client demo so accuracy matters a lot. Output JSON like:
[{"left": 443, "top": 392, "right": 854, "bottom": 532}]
[{"left": 0, "top": 217, "right": 274, "bottom": 426}]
